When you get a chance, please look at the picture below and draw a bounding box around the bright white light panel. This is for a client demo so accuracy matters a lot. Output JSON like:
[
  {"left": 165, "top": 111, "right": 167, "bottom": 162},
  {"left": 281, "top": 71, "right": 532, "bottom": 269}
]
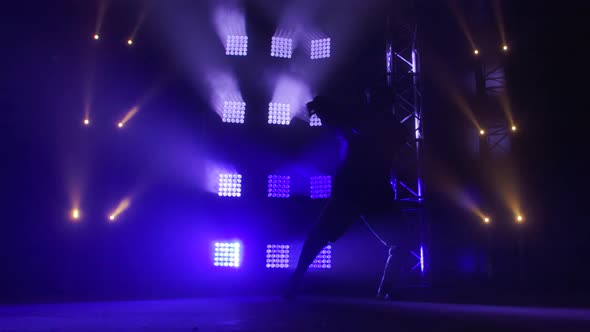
[
  {"left": 271, "top": 37, "right": 293, "bottom": 58},
  {"left": 310, "top": 176, "right": 331, "bottom": 199},
  {"left": 268, "top": 103, "right": 291, "bottom": 125},
  {"left": 222, "top": 101, "right": 246, "bottom": 123},
  {"left": 310, "top": 38, "right": 331, "bottom": 59},
  {"left": 214, "top": 242, "right": 241, "bottom": 267},
  {"left": 218, "top": 173, "right": 242, "bottom": 197},
  {"left": 268, "top": 175, "right": 290, "bottom": 198},
  {"left": 265, "top": 244, "right": 290, "bottom": 268},
  {"left": 309, "top": 114, "right": 322, "bottom": 127},
  {"left": 310, "top": 245, "right": 332, "bottom": 269},
  {"left": 226, "top": 35, "right": 248, "bottom": 56}
]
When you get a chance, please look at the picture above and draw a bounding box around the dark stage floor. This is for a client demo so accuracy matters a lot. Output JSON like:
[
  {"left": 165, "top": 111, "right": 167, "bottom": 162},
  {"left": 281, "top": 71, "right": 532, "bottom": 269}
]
[{"left": 1, "top": 296, "right": 589, "bottom": 331}]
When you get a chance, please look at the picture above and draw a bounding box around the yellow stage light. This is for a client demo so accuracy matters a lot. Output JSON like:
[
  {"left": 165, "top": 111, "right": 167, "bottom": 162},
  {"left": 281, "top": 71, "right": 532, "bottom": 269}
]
[
  {"left": 479, "top": 129, "right": 485, "bottom": 136},
  {"left": 516, "top": 215, "right": 524, "bottom": 223},
  {"left": 511, "top": 125, "right": 517, "bottom": 132},
  {"left": 109, "top": 215, "right": 115, "bottom": 221},
  {"left": 118, "top": 122, "right": 124, "bottom": 128},
  {"left": 127, "top": 39, "right": 133, "bottom": 45},
  {"left": 83, "top": 119, "right": 90, "bottom": 126},
  {"left": 94, "top": 34, "right": 100, "bottom": 40},
  {"left": 474, "top": 49, "right": 480, "bottom": 55},
  {"left": 484, "top": 217, "right": 490, "bottom": 223},
  {"left": 72, "top": 209, "right": 80, "bottom": 220},
  {"left": 502, "top": 44, "right": 509, "bottom": 51}
]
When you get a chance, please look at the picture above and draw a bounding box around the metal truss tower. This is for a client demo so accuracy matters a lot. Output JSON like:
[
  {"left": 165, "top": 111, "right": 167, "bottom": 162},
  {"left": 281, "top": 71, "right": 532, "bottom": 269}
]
[
  {"left": 476, "top": 56, "right": 511, "bottom": 157},
  {"left": 373, "top": 0, "right": 429, "bottom": 298}
]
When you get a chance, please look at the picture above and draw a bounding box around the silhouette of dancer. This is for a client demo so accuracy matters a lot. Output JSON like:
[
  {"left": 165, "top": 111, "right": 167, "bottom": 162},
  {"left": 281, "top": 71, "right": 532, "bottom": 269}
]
[{"left": 285, "top": 89, "right": 407, "bottom": 297}]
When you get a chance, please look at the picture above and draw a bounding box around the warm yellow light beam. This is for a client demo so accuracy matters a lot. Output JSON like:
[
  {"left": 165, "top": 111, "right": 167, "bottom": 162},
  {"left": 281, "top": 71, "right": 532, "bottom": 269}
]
[
  {"left": 498, "top": 94, "right": 516, "bottom": 129},
  {"left": 511, "top": 125, "right": 517, "bottom": 132},
  {"left": 94, "top": 0, "right": 110, "bottom": 40},
  {"left": 516, "top": 215, "right": 524, "bottom": 223},
  {"left": 108, "top": 198, "right": 131, "bottom": 222},
  {"left": 118, "top": 106, "right": 140, "bottom": 128},
  {"left": 128, "top": 6, "right": 150, "bottom": 45},
  {"left": 474, "top": 49, "right": 480, "bottom": 55},
  {"left": 452, "top": 91, "right": 483, "bottom": 132},
  {"left": 492, "top": 0, "right": 508, "bottom": 46},
  {"left": 430, "top": 56, "right": 483, "bottom": 133},
  {"left": 448, "top": 1, "right": 478, "bottom": 51}
]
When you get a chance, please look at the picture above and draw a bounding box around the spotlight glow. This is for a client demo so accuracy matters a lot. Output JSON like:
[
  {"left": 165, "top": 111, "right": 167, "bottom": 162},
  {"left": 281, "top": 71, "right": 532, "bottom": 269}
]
[
  {"left": 218, "top": 173, "right": 242, "bottom": 197},
  {"left": 271, "top": 37, "right": 293, "bottom": 58},
  {"left": 511, "top": 125, "right": 517, "bottom": 132},
  {"left": 474, "top": 49, "right": 480, "bottom": 55},
  {"left": 268, "top": 103, "right": 291, "bottom": 125},
  {"left": 516, "top": 215, "right": 524, "bottom": 223},
  {"left": 479, "top": 129, "right": 485, "bottom": 136},
  {"left": 83, "top": 119, "right": 90, "bottom": 126},
  {"left": 127, "top": 39, "right": 133, "bottom": 45},
  {"left": 118, "top": 122, "right": 124, "bottom": 128},
  {"left": 311, "top": 38, "right": 331, "bottom": 59},
  {"left": 502, "top": 44, "right": 509, "bottom": 51},
  {"left": 310, "top": 245, "right": 332, "bottom": 269},
  {"left": 94, "top": 34, "right": 100, "bottom": 40},
  {"left": 222, "top": 101, "right": 246, "bottom": 124},
  {"left": 310, "top": 176, "right": 331, "bottom": 199},
  {"left": 71, "top": 209, "right": 80, "bottom": 220},
  {"left": 265, "top": 244, "right": 290, "bottom": 268},
  {"left": 267, "top": 175, "right": 290, "bottom": 198},
  {"left": 214, "top": 242, "right": 241, "bottom": 267},
  {"left": 484, "top": 217, "right": 490, "bottom": 223},
  {"left": 109, "top": 215, "right": 115, "bottom": 221},
  {"left": 225, "top": 35, "right": 248, "bottom": 56}
]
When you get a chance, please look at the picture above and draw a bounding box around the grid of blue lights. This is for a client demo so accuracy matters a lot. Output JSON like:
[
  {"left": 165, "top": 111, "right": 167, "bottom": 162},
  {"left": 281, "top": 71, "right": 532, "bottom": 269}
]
[
  {"left": 268, "top": 103, "right": 291, "bottom": 125},
  {"left": 265, "top": 244, "right": 290, "bottom": 268},
  {"left": 310, "top": 176, "right": 331, "bottom": 199},
  {"left": 213, "top": 242, "right": 241, "bottom": 267},
  {"left": 271, "top": 37, "right": 293, "bottom": 58},
  {"left": 222, "top": 101, "right": 246, "bottom": 123},
  {"left": 309, "top": 114, "right": 322, "bottom": 127},
  {"left": 268, "top": 175, "right": 290, "bottom": 198},
  {"left": 310, "top": 38, "right": 331, "bottom": 59},
  {"left": 310, "top": 245, "right": 332, "bottom": 269},
  {"left": 218, "top": 173, "right": 242, "bottom": 197},
  {"left": 226, "top": 35, "right": 248, "bottom": 56}
]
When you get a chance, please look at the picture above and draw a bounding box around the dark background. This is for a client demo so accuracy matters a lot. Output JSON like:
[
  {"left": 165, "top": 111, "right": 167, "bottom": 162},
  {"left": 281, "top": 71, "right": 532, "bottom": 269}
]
[{"left": 1, "top": 0, "right": 588, "bottom": 305}]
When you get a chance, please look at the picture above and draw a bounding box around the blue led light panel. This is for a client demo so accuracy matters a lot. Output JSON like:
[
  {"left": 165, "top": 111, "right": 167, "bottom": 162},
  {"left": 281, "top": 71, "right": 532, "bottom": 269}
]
[
  {"left": 310, "top": 38, "right": 331, "bottom": 59},
  {"left": 226, "top": 35, "right": 248, "bottom": 56},
  {"left": 268, "top": 103, "right": 291, "bottom": 125},
  {"left": 265, "top": 244, "right": 290, "bottom": 268},
  {"left": 214, "top": 242, "right": 241, "bottom": 267},
  {"left": 310, "top": 176, "right": 331, "bottom": 199},
  {"left": 310, "top": 245, "right": 332, "bottom": 269},
  {"left": 268, "top": 175, "right": 290, "bottom": 198},
  {"left": 309, "top": 114, "right": 322, "bottom": 127},
  {"left": 222, "top": 101, "right": 246, "bottom": 123},
  {"left": 218, "top": 173, "right": 242, "bottom": 197},
  {"left": 271, "top": 37, "right": 293, "bottom": 58}
]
